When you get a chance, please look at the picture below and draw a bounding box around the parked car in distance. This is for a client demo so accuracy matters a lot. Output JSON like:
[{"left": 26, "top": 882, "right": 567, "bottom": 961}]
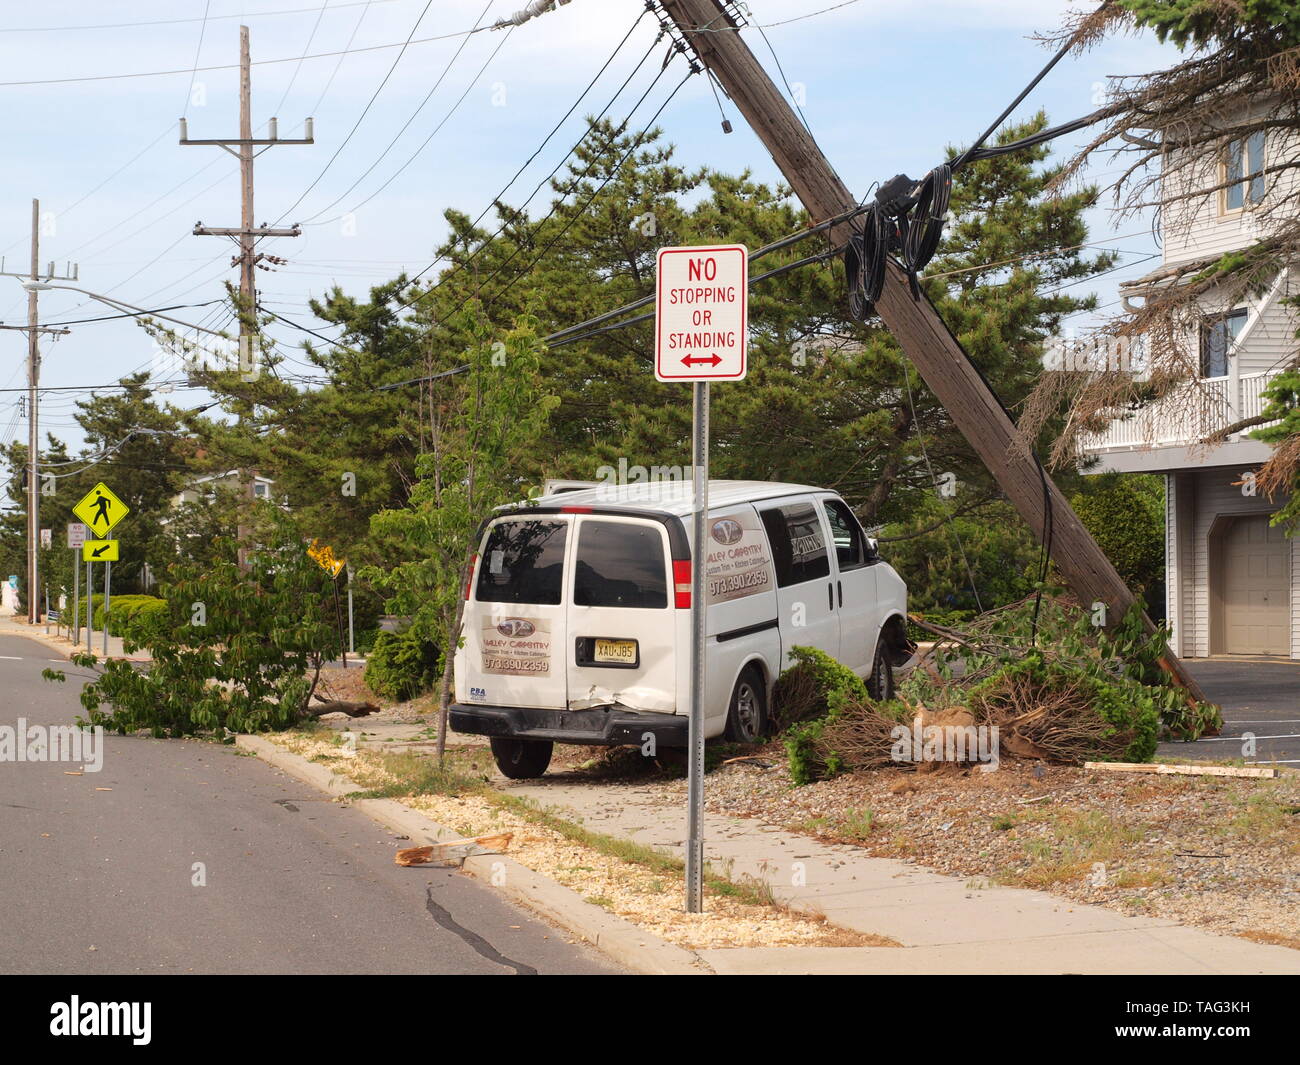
[{"left": 451, "top": 480, "right": 910, "bottom": 778}]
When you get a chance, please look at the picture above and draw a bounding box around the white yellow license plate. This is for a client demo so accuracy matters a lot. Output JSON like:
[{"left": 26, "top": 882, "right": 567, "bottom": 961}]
[{"left": 593, "top": 639, "right": 637, "bottom": 664}]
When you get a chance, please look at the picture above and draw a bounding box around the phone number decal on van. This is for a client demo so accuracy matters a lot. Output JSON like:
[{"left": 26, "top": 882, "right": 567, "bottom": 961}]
[
  {"left": 481, "top": 616, "right": 551, "bottom": 676},
  {"left": 705, "top": 511, "right": 774, "bottom": 604}
]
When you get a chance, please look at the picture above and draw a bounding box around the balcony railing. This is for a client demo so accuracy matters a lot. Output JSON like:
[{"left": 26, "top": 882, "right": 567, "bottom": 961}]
[{"left": 1079, "top": 370, "right": 1281, "bottom": 454}]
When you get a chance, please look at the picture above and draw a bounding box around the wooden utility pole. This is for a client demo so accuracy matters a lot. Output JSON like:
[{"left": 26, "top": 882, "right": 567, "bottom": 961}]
[
  {"left": 182, "top": 26, "right": 311, "bottom": 347},
  {"left": 0, "top": 200, "right": 76, "bottom": 624},
  {"left": 181, "top": 25, "right": 312, "bottom": 557},
  {"left": 655, "top": 0, "right": 1205, "bottom": 698}
]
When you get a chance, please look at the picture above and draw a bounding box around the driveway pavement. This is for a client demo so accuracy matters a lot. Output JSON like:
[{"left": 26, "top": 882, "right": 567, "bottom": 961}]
[{"left": 1158, "top": 658, "right": 1300, "bottom": 766}]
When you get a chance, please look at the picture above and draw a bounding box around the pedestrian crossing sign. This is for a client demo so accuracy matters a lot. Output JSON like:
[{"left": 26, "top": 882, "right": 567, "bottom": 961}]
[{"left": 73, "top": 481, "right": 129, "bottom": 536}]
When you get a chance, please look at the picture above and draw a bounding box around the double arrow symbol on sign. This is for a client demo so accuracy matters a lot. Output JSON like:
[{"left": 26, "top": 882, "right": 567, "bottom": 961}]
[{"left": 680, "top": 353, "right": 722, "bottom": 367}]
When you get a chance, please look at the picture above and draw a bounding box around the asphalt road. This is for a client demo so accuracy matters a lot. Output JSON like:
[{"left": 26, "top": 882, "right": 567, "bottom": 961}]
[
  {"left": 1156, "top": 658, "right": 1300, "bottom": 766},
  {"left": 0, "top": 634, "right": 620, "bottom": 975}
]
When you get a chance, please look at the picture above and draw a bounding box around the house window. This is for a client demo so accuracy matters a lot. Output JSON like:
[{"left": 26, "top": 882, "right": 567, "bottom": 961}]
[
  {"left": 1199, "top": 308, "right": 1247, "bottom": 378},
  {"left": 253, "top": 483, "right": 268, "bottom": 498},
  {"left": 1222, "top": 131, "right": 1265, "bottom": 212}
]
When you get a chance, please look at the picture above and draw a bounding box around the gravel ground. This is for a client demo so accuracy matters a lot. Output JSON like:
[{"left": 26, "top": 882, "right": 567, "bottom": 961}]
[
  {"left": 298, "top": 673, "right": 1300, "bottom": 951},
  {"left": 268, "top": 733, "right": 895, "bottom": 952},
  {"left": 635, "top": 748, "right": 1300, "bottom": 949}
]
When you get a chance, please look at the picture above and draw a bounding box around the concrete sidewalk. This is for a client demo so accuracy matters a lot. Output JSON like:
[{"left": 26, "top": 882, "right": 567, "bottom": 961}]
[
  {"left": 502, "top": 779, "right": 1300, "bottom": 975},
  {"left": 0, "top": 612, "right": 143, "bottom": 661}
]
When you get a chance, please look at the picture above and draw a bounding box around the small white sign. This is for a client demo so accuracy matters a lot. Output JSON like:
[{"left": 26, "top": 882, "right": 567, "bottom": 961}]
[
  {"left": 655, "top": 244, "right": 748, "bottom": 382},
  {"left": 67, "top": 522, "right": 87, "bottom": 550},
  {"left": 40, "top": 528, "right": 51, "bottom": 548}
]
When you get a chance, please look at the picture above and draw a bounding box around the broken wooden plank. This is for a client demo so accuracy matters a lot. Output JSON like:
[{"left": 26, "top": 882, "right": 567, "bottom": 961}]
[
  {"left": 1084, "top": 761, "right": 1279, "bottom": 779},
  {"left": 395, "top": 831, "right": 514, "bottom": 866}
]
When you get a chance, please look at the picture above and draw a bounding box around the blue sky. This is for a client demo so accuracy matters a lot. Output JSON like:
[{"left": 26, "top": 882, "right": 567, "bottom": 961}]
[{"left": 0, "top": 0, "right": 1182, "bottom": 453}]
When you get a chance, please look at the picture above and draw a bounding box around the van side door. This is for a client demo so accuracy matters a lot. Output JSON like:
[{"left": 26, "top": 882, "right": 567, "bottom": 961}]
[
  {"left": 757, "top": 497, "right": 839, "bottom": 663},
  {"left": 821, "top": 495, "right": 878, "bottom": 675}
]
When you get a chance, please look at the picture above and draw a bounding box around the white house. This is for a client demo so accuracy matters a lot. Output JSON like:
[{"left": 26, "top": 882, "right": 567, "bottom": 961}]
[
  {"left": 170, "top": 469, "right": 276, "bottom": 507},
  {"left": 1077, "top": 110, "right": 1299, "bottom": 660}
]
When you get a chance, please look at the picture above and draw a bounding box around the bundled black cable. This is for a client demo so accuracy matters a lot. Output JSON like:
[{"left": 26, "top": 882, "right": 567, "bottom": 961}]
[{"left": 844, "top": 163, "right": 951, "bottom": 320}]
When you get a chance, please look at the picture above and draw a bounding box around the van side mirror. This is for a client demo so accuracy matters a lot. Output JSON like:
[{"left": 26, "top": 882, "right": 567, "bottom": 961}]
[{"left": 865, "top": 536, "right": 879, "bottom": 558}]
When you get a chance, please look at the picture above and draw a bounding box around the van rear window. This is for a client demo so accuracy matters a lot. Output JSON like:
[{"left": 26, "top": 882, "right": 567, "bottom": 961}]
[
  {"left": 476, "top": 520, "right": 568, "bottom": 605},
  {"left": 574, "top": 521, "right": 667, "bottom": 609}
]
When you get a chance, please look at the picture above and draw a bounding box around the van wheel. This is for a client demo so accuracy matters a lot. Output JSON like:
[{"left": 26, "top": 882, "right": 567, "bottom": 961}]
[
  {"left": 725, "top": 667, "right": 768, "bottom": 743},
  {"left": 490, "top": 737, "right": 553, "bottom": 779},
  {"left": 866, "top": 640, "right": 895, "bottom": 701}
]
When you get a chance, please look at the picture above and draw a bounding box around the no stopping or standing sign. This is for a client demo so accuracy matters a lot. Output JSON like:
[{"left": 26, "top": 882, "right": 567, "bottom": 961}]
[{"left": 654, "top": 244, "right": 747, "bottom": 382}]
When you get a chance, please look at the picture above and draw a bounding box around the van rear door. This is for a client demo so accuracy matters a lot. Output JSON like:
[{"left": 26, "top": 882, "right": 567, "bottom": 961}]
[
  {"left": 468, "top": 516, "right": 570, "bottom": 710},
  {"left": 567, "top": 516, "right": 677, "bottom": 714}
]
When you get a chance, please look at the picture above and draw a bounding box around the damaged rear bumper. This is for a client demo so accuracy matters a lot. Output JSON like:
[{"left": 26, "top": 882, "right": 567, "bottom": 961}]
[{"left": 449, "top": 702, "right": 688, "bottom": 747}]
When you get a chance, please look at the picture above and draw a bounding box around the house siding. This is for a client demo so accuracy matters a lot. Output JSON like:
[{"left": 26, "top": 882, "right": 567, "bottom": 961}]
[
  {"left": 1293, "top": 526, "right": 1300, "bottom": 659},
  {"left": 1179, "top": 467, "right": 1296, "bottom": 658},
  {"left": 1161, "top": 110, "right": 1300, "bottom": 268}
]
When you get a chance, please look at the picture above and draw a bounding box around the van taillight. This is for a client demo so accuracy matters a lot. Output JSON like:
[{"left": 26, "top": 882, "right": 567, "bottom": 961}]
[
  {"left": 464, "top": 554, "right": 477, "bottom": 600},
  {"left": 672, "top": 560, "right": 691, "bottom": 608}
]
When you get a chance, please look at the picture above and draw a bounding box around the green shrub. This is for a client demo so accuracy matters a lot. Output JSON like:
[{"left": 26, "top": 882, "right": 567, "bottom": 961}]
[
  {"left": 91, "top": 595, "right": 165, "bottom": 635},
  {"left": 1071, "top": 474, "right": 1165, "bottom": 608},
  {"left": 773, "top": 647, "right": 872, "bottom": 785},
  {"left": 364, "top": 630, "right": 440, "bottom": 701},
  {"left": 121, "top": 599, "right": 168, "bottom": 643},
  {"left": 965, "top": 653, "right": 1161, "bottom": 764},
  {"left": 47, "top": 516, "right": 344, "bottom": 737}
]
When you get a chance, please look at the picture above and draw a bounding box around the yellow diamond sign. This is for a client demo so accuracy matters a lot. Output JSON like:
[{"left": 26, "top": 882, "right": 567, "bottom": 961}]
[
  {"left": 73, "top": 481, "right": 129, "bottom": 536},
  {"left": 308, "top": 540, "right": 345, "bottom": 578}
]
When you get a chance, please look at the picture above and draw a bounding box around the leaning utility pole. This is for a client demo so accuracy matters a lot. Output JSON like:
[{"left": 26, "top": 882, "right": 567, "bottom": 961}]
[
  {"left": 181, "top": 25, "right": 312, "bottom": 558},
  {"left": 0, "top": 199, "right": 76, "bottom": 624},
  {"left": 655, "top": 0, "right": 1205, "bottom": 699}
]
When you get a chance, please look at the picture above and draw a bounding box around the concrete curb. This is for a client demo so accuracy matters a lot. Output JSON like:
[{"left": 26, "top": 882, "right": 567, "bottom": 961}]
[{"left": 236, "top": 734, "right": 710, "bottom": 976}]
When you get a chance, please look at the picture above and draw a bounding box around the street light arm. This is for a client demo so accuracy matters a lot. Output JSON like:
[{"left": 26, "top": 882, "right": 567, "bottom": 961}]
[{"left": 16, "top": 281, "right": 231, "bottom": 338}]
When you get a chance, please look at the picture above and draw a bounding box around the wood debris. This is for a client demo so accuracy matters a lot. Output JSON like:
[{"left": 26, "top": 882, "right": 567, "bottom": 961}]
[{"left": 395, "top": 832, "right": 514, "bottom": 866}]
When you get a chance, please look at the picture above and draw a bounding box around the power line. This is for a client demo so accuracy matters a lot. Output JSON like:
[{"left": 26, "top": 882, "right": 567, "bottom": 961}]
[
  {"left": 298, "top": 5, "right": 509, "bottom": 225},
  {"left": 307, "top": 0, "right": 383, "bottom": 118},
  {"left": 392, "top": 18, "right": 663, "bottom": 302},
  {"left": 0, "top": 1, "right": 405, "bottom": 34},
  {"left": 0, "top": 19, "right": 499, "bottom": 89},
  {"left": 273, "top": 0, "right": 333, "bottom": 116},
  {"left": 35, "top": 300, "right": 226, "bottom": 328},
  {"left": 270, "top": 0, "right": 445, "bottom": 224},
  {"left": 182, "top": 0, "right": 214, "bottom": 118}
]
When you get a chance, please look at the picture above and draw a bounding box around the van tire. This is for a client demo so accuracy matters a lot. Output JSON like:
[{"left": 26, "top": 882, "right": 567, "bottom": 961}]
[
  {"left": 490, "top": 737, "right": 553, "bottom": 779},
  {"left": 866, "top": 639, "right": 895, "bottom": 701},
  {"left": 724, "top": 667, "right": 768, "bottom": 744}
]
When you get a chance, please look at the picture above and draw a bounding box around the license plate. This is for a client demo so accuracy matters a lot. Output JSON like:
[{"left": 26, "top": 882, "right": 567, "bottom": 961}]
[{"left": 593, "top": 638, "right": 637, "bottom": 664}]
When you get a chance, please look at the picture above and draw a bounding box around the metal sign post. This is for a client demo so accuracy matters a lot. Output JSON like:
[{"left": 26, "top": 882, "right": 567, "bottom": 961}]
[
  {"left": 347, "top": 565, "right": 355, "bottom": 659},
  {"left": 654, "top": 243, "right": 748, "bottom": 913},
  {"left": 103, "top": 560, "right": 111, "bottom": 656},
  {"left": 85, "top": 559, "right": 92, "bottom": 652},
  {"left": 71, "top": 551, "right": 79, "bottom": 646},
  {"left": 686, "top": 381, "right": 709, "bottom": 912}
]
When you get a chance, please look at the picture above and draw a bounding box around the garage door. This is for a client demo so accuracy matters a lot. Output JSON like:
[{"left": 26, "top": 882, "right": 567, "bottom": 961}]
[{"left": 1222, "top": 515, "right": 1290, "bottom": 655}]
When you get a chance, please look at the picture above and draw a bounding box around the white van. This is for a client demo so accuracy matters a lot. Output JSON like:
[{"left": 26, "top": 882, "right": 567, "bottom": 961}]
[{"left": 451, "top": 480, "right": 910, "bottom": 778}]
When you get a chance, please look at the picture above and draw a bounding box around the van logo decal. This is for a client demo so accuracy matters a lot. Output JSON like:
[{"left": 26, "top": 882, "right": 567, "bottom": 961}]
[
  {"left": 710, "top": 518, "right": 744, "bottom": 545},
  {"left": 497, "top": 618, "right": 536, "bottom": 638}
]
